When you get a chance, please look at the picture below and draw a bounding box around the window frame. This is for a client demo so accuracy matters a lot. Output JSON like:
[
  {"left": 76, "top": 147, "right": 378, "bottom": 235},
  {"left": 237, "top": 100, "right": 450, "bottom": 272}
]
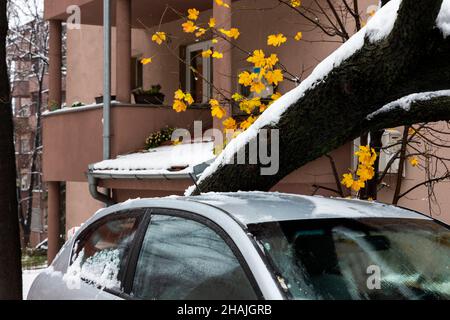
[
  {"left": 131, "top": 56, "right": 143, "bottom": 91},
  {"left": 125, "top": 208, "right": 264, "bottom": 300},
  {"left": 68, "top": 209, "right": 147, "bottom": 299},
  {"left": 185, "top": 40, "right": 212, "bottom": 104}
]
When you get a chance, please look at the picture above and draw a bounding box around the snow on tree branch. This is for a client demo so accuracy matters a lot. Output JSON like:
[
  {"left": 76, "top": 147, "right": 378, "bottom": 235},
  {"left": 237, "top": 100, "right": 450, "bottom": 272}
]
[
  {"left": 366, "top": 90, "right": 450, "bottom": 120},
  {"left": 437, "top": 0, "right": 450, "bottom": 37}
]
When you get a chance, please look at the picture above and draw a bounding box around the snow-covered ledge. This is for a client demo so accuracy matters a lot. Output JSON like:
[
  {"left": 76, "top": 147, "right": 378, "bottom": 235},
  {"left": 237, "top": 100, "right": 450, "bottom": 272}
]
[{"left": 42, "top": 101, "right": 179, "bottom": 117}]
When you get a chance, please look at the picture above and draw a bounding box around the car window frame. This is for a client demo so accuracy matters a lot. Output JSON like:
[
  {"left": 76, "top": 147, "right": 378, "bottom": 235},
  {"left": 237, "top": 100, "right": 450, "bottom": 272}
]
[
  {"left": 124, "top": 208, "right": 264, "bottom": 300},
  {"left": 68, "top": 208, "right": 147, "bottom": 299}
]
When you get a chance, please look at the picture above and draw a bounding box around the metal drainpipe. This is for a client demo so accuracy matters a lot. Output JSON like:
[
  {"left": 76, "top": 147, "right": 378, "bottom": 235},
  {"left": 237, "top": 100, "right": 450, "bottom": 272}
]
[
  {"left": 101, "top": 0, "right": 112, "bottom": 206},
  {"left": 103, "top": 0, "right": 111, "bottom": 160},
  {"left": 88, "top": 173, "right": 115, "bottom": 207}
]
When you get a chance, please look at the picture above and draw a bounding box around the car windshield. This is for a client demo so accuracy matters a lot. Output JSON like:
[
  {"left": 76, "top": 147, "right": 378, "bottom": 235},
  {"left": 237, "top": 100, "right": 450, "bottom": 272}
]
[{"left": 249, "top": 218, "right": 450, "bottom": 300}]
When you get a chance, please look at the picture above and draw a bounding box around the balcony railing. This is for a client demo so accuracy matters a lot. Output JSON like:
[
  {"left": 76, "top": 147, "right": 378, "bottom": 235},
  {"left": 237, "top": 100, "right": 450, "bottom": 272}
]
[{"left": 42, "top": 102, "right": 212, "bottom": 182}]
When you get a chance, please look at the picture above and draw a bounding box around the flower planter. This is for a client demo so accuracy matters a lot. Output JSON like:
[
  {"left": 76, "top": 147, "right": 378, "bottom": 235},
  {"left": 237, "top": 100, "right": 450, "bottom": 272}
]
[
  {"left": 95, "top": 95, "right": 116, "bottom": 104},
  {"left": 133, "top": 93, "right": 165, "bottom": 105}
]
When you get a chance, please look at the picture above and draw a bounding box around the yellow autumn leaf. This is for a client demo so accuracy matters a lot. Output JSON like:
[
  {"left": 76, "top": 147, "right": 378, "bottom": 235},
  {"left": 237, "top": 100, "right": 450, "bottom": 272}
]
[
  {"left": 211, "top": 102, "right": 226, "bottom": 119},
  {"left": 212, "top": 106, "right": 226, "bottom": 119},
  {"left": 174, "top": 89, "right": 185, "bottom": 100},
  {"left": 195, "top": 28, "right": 207, "bottom": 38},
  {"left": 184, "top": 93, "right": 194, "bottom": 105},
  {"left": 357, "top": 165, "right": 375, "bottom": 182},
  {"left": 351, "top": 180, "right": 365, "bottom": 192},
  {"left": 209, "top": 99, "right": 219, "bottom": 107},
  {"left": 265, "top": 54, "right": 279, "bottom": 68},
  {"left": 182, "top": 20, "right": 197, "bottom": 33},
  {"left": 222, "top": 117, "right": 237, "bottom": 130},
  {"left": 291, "top": 0, "right": 301, "bottom": 7},
  {"left": 173, "top": 99, "right": 187, "bottom": 112},
  {"left": 219, "top": 28, "right": 240, "bottom": 40},
  {"left": 341, "top": 173, "right": 354, "bottom": 188},
  {"left": 212, "top": 38, "right": 218, "bottom": 44},
  {"left": 294, "top": 31, "right": 303, "bottom": 41},
  {"left": 187, "top": 8, "right": 200, "bottom": 20},
  {"left": 201, "top": 49, "right": 213, "bottom": 58},
  {"left": 240, "top": 116, "right": 257, "bottom": 130},
  {"left": 212, "top": 51, "right": 224, "bottom": 59},
  {"left": 140, "top": 57, "right": 152, "bottom": 65},
  {"left": 259, "top": 104, "right": 268, "bottom": 113},
  {"left": 239, "top": 97, "right": 261, "bottom": 114},
  {"left": 238, "top": 71, "right": 255, "bottom": 87},
  {"left": 271, "top": 92, "right": 282, "bottom": 101},
  {"left": 409, "top": 157, "right": 419, "bottom": 167},
  {"left": 215, "top": 0, "right": 230, "bottom": 8},
  {"left": 267, "top": 33, "right": 287, "bottom": 47},
  {"left": 265, "top": 69, "right": 284, "bottom": 85},
  {"left": 247, "top": 50, "right": 266, "bottom": 68},
  {"left": 151, "top": 32, "right": 166, "bottom": 45},
  {"left": 251, "top": 81, "right": 265, "bottom": 93},
  {"left": 208, "top": 18, "right": 216, "bottom": 28},
  {"left": 232, "top": 93, "right": 243, "bottom": 102}
]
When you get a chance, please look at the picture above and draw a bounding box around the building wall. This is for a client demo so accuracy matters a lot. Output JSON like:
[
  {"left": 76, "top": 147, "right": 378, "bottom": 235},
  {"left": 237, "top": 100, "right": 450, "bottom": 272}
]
[{"left": 65, "top": 181, "right": 104, "bottom": 233}]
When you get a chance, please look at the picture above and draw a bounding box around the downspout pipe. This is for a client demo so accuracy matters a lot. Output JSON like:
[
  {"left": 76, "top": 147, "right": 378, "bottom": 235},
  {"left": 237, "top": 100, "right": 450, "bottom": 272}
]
[
  {"left": 103, "top": 0, "right": 111, "bottom": 160},
  {"left": 101, "top": 0, "right": 113, "bottom": 206},
  {"left": 88, "top": 173, "right": 115, "bottom": 207}
]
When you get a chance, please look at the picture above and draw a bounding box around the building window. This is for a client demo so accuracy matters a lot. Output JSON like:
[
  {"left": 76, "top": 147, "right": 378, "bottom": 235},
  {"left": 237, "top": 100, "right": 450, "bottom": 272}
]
[
  {"left": 31, "top": 208, "right": 43, "bottom": 232},
  {"left": 21, "top": 173, "right": 29, "bottom": 191},
  {"left": 18, "top": 105, "right": 31, "bottom": 117},
  {"left": 131, "top": 56, "right": 143, "bottom": 90},
  {"left": 20, "top": 137, "right": 30, "bottom": 153},
  {"left": 185, "top": 41, "right": 212, "bottom": 104}
]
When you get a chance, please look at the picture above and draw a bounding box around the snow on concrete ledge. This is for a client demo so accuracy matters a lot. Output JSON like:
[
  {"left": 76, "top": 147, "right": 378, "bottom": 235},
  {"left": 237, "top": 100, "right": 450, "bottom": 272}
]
[{"left": 91, "top": 141, "right": 215, "bottom": 178}]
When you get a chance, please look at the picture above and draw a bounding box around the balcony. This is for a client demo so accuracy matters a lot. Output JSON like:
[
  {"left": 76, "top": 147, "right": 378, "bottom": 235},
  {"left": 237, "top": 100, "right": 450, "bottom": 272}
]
[
  {"left": 45, "top": 0, "right": 216, "bottom": 27},
  {"left": 42, "top": 103, "right": 212, "bottom": 182}
]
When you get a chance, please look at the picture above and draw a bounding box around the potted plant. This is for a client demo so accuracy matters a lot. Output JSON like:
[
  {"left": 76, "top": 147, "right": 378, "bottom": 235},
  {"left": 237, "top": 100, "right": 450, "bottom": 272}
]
[
  {"left": 95, "top": 94, "right": 116, "bottom": 104},
  {"left": 71, "top": 101, "right": 85, "bottom": 108},
  {"left": 133, "top": 84, "right": 165, "bottom": 105}
]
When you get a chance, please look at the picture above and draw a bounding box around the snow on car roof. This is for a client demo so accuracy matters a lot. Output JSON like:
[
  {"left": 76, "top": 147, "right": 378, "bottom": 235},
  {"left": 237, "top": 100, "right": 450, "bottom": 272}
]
[{"left": 186, "top": 192, "right": 431, "bottom": 226}]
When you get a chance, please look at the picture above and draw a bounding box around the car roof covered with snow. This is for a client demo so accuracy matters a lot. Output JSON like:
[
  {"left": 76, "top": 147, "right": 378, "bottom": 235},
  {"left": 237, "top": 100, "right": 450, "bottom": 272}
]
[
  {"left": 184, "top": 192, "right": 431, "bottom": 226},
  {"left": 100, "top": 192, "right": 431, "bottom": 229}
]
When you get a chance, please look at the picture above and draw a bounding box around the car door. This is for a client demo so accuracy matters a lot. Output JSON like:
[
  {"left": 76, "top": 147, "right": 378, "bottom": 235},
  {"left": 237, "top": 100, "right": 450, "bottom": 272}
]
[
  {"left": 126, "top": 209, "right": 263, "bottom": 300},
  {"left": 31, "top": 209, "right": 146, "bottom": 300}
]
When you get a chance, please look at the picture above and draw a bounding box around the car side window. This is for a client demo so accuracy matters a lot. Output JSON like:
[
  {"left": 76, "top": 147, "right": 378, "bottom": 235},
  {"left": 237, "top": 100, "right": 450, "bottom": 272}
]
[
  {"left": 131, "top": 214, "right": 258, "bottom": 300},
  {"left": 69, "top": 211, "right": 142, "bottom": 290}
]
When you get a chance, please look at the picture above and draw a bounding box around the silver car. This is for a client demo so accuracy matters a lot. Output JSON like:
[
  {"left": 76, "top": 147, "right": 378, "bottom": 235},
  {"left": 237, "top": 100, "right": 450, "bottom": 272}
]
[{"left": 28, "top": 192, "right": 450, "bottom": 300}]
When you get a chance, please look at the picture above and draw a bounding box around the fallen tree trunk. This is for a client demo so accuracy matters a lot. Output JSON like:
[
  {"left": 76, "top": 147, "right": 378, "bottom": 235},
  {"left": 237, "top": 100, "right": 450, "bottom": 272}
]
[{"left": 194, "top": 0, "right": 450, "bottom": 194}]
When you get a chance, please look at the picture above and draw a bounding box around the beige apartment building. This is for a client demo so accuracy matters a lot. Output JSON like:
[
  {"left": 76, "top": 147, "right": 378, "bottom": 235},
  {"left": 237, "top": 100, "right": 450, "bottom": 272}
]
[{"left": 42, "top": 0, "right": 450, "bottom": 261}]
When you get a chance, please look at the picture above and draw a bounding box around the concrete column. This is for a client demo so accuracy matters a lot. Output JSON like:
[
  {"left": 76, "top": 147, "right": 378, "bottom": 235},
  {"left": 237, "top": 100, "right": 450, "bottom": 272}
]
[
  {"left": 47, "top": 181, "right": 60, "bottom": 264},
  {"left": 213, "top": 0, "right": 233, "bottom": 131},
  {"left": 48, "top": 20, "right": 62, "bottom": 109},
  {"left": 116, "top": 0, "right": 132, "bottom": 103}
]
